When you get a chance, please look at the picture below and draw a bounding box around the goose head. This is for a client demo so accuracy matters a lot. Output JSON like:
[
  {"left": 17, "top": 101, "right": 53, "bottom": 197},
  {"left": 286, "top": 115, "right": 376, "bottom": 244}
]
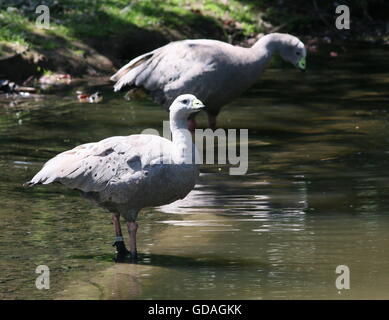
[
  {"left": 278, "top": 34, "right": 307, "bottom": 71},
  {"left": 169, "top": 94, "right": 205, "bottom": 120}
]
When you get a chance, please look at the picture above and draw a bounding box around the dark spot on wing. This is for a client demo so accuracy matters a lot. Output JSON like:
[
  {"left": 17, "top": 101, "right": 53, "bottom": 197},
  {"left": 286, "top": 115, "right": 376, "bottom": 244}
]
[
  {"left": 97, "top": 148, "right": 114, "bottom": 157},
  {"left": 127, "top": 155, "right": 142, "bottom": 171}
]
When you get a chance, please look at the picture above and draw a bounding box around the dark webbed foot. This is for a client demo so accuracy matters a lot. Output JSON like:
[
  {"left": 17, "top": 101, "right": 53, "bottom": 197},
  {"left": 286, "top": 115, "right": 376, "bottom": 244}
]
[
  {"left": 113, "top": 240, "right": 129, "bottom": 262},
  {"left": 130, "top": 251, "right": 138, "bottom": 262}
]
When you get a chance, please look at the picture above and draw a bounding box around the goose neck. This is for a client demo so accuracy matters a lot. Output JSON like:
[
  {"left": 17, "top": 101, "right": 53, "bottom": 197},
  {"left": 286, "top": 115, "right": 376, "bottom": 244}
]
[
  {"left": 252, "top": 33, "right": 283, "bottom": 56},
  {"left": 170, "top": 114, "right": 195, "bottom": 164}
]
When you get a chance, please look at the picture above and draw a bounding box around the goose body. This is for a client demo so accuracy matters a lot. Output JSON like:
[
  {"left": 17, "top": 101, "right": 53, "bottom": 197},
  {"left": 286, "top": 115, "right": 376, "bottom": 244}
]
[
  {"left": 28, "top": 134, "right": 198, "bottom": 220},
  {"left": 111, "top": 33, "right": 306, "bottom": 129},
  {"left": 27, "top": 94, "right": 205, "bottom": 260}
]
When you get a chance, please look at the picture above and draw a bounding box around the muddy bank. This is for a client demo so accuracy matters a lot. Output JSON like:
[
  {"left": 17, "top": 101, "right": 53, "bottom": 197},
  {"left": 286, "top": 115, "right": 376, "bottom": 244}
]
[
  {"left": 0, "top": 38, "right": 123, "bottom": 82},
  {"left": 1, "top": 0, "right": 389, "bottom": 84},
  {"left": 0, "top": 11, "right": 223, "bottom": 83}
]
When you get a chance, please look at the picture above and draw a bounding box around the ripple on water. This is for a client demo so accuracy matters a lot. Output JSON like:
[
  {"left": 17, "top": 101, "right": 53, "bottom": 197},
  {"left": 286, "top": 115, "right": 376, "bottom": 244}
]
[{"left": 2, "top": 48, "right": 389, "bottom": 298}]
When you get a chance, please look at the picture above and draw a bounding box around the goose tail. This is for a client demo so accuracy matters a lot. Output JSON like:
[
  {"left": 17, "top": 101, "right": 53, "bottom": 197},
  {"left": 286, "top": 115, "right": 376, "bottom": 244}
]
[{"left": 110, "top": 51, "right": 154, "bottom": 92}]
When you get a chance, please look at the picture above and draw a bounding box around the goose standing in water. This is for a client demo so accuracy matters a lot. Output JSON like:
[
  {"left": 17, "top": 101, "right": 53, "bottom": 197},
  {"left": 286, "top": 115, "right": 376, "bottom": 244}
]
[
  {"left": 111, "top": 33, "right": 306, "bottom": 130},
  {"left": 26, "top": 94, "right": 205, "bottom": 261}
]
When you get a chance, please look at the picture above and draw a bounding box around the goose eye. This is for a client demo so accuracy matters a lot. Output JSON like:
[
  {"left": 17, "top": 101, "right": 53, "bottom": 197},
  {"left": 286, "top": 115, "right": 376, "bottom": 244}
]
[
  {"left": 182, "top": 99, "right": 188, "bottom": 104},
  {"left": 296, "top": 51, "right": 301, "bottom": 56}
]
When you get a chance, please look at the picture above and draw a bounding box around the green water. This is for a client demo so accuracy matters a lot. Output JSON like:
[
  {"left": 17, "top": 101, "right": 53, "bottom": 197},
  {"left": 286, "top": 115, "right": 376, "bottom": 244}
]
[{"left": 1, "top": 45, "right": 389, "bottom": 299}]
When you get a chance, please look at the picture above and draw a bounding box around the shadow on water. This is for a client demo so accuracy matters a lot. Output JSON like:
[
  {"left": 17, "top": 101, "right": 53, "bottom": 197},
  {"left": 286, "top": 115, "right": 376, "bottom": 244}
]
[{"left": 69, "top": 252, "right": 269, "bottom": 270}]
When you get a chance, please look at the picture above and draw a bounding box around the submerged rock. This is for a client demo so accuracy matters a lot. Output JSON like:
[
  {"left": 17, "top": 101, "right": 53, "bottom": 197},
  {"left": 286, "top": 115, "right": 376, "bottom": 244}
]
[{"left": 39, "top": 74, "right": 72, "bottom": 86}]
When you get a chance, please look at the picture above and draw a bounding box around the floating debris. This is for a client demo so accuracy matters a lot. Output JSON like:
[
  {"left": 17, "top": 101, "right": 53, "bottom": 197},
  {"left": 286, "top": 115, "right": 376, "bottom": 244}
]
[
  {"left": 307, "top": 44, "right": 318, "bottom": 54},
  {"left": 39, "top": 74, "right": 72, "bottom": 86},
  {"left": 330, "top": 51, "right": 339, "bottom": 57},
  {"left": 76, "top": 91, "right": 103, "bottom": 103},
  {"left": 0, "top": 79, "right": 36, "bottom": 94},
  {"left": 0, "top": 79, "right": 39, "bottom": 102},
  {"left": 0, "top": 80, "right": 17, "bottom": 93}
]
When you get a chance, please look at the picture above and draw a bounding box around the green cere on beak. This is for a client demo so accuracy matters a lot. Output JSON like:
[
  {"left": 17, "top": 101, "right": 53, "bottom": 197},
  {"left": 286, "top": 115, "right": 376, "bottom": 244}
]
[
  {"left": 297, "top": 57, "right": 306, "bottom": 70},
  {"left": 193, "top": 99, "right": 204, "bottom": 109}
]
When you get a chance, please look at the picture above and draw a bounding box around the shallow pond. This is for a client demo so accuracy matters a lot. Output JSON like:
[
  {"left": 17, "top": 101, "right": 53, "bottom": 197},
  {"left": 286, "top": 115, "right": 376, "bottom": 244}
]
[{"left": 1, "top": 45, "right": 389, "bottom": 299}]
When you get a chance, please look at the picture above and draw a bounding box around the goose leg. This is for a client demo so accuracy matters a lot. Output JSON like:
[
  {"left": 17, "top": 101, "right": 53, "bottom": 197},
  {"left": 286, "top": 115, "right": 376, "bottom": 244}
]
[
  {"left": 207, "top": 113, "right": 217, "bottom": 130},
  {"left": 127, "top": 221, "right": 138, "bottom": 260},
  {"left": 112, "top": 213, "right": 129, "bottom": 262}
]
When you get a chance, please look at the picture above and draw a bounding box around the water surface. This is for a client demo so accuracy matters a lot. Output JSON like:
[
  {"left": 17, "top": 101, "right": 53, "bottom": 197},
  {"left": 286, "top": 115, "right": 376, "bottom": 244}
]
[{"left": 1, "top": 45, "right": 389, "bottom": 299}]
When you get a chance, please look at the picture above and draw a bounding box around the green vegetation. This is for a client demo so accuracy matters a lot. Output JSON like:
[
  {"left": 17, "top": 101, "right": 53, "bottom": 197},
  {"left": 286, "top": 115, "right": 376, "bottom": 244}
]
[
  {"left": 0, "top": 0, "right": 262, "bottom": 54},
  {"left": 1, "top": 0, "right": 388, "bottom": 77},
  {"left": 0, "top": 9, "right": 30, "bottom": 47}
]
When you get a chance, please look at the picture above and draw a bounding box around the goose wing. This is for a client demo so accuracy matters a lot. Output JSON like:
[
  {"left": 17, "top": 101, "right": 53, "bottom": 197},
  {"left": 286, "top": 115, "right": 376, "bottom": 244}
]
[
  {"left": 110, "top": 40, "right": 230, "bottom": 106},
  {"left": 27, "top": 135, "right": 172, "bottom": 194}
]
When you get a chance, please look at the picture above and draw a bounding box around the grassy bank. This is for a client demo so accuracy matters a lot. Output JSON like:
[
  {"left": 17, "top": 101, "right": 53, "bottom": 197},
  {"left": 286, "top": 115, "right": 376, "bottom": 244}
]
[
  {"left": 0, "top": 0, "right": 265, "bottom": 79},
  {"left": 1, "top": 0, "right": 388, "bottom": 80},
  {"left": 0, "top": 0, "right": 261, "bottom": 46}
]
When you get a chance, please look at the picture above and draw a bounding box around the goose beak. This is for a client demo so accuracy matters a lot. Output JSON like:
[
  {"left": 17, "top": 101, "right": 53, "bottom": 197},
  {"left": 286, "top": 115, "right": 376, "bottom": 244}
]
[
  {"left": 192, "top": 99, "right": 205, "bottom": 110},
  {"left": 297, "top": 57, "right": 306, "bottom": 71}
]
